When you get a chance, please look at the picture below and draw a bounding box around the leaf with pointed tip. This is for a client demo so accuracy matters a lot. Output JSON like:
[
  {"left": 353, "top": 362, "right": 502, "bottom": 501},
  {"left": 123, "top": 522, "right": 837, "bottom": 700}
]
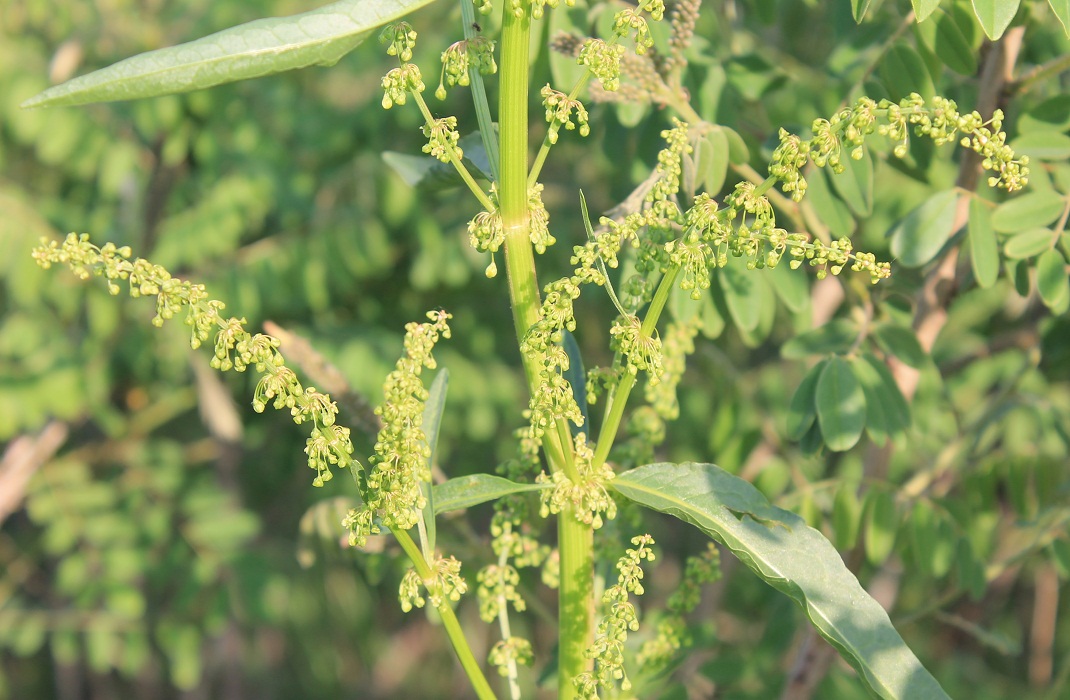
[
  {"left": 612, "top": 462, "right": 949, "bottom": 700},
  {"left": 1049, "top": 0, "right": 1070, "bottom": 37},
  {"left": 420, "top": 369, "right": 449, "bottom": 553},
  {"left": 971, "top": 0, "right": 1021, "bottom": 40},
  {"left": 23, "top": 0, "right": 442, "bottom": 108},
  {"left": 432, "top": 475, "right": 547, "bottom": 515},
  {"left": 912, "top": 0, "right": 942, "bottom": 22}
]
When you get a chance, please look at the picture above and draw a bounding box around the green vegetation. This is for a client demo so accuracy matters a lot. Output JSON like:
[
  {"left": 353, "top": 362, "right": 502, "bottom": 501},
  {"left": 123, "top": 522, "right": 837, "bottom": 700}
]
[{"left": 3, "top": 1, "right": 1070, "bottom": 698}]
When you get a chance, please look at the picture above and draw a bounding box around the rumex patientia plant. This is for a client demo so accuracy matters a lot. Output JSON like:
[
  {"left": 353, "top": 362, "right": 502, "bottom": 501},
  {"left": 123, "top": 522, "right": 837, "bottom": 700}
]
[{"left": 21, "top": 0, "right": 1038, "bottom": 698}]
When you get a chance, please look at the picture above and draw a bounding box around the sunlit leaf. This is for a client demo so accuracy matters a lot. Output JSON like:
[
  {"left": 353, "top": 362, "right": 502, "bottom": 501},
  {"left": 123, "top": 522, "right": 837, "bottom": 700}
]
[
  {"left": 432, "top": 474, "right": 547, "bottom": 514},
  {"left": 24, "top": 0, "right": 443, "bottom": 108},
  {"left": 971, "top": 0, "right": 1021, "bottom": 39},
  {"left": 852, "top": 0, "right": 874, "bottom": 22},
  {"left": 912, "top": 0, "right": 942, "bottom": 22},
  {"left": 1010, "top": 131, "right": 1070, "bottom": 161},
  {"left": 1004, "top": 228, "right": 1055, "bottom": 259},
  {"left": 612, "top": 462, "right": 949, "bottom": 700},
  {"left": 864, "top": 490, "right": 899, "bottom": 566},
  {"left": 888, "top": 189, "right": 958, "bottom": 267},
  {"left": 420, "top": 369, "right": 449, "bottom": 553},
  {"left": 968, "top": 197, "right": 1000, "bottom": 288},
  {"left": 1037, "top": 248, "right": 1070, "bottom": 312},
  {"left": 992, "top": 191, "right": 1064, "bottom": 234},
  {"left": 1051, "top": 0, "right": 1070, "bottom": 37}
]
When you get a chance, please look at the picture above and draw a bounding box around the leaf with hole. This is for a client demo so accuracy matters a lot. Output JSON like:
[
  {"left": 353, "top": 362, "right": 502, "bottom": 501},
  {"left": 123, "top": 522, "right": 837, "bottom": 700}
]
[{"left": 612, "top": 462, "right": 949, "bottom": 700}]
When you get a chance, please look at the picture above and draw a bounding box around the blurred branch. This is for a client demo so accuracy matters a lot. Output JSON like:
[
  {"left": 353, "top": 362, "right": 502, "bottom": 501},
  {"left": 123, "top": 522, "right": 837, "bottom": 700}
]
[{"left": 0, "top": 421, "right": 68, "bottom": 526}]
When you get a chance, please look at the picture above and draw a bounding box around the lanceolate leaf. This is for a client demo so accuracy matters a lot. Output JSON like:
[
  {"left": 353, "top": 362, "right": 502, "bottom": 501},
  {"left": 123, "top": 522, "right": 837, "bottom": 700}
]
[
  {"left": 23, "top": 0, "right": 442, "bottom": 108},
  {"left": 432, "top": 475, "right": 546, "bottom": 515},
  {"left": 420, "top": 369, "right": 449, "bottom": 553},
  {"left": 851, "top": 0, "right": 874, "bottom": 23},
  {"left": 971, "top": 0, "right": 1021, "bottom": 40},
  {"left": 612, "top": 463, "right": 950, "bottom": 700}
]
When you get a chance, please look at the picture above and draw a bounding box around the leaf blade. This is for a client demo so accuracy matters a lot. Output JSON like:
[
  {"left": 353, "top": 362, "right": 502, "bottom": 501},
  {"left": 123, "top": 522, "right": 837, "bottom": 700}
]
[
  {"left": 432, "top": 475, "right": 547, "bottom": 515},
  {"left": 612, "top": 462, "right": 950, "bottom": 700},
  {"left": 23, "top": 0, "right": 442, "bottom": 108}
]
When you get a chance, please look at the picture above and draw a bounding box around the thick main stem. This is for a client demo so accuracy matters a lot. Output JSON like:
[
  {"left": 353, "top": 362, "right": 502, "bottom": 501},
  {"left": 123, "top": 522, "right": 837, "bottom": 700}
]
[{"left": 497, "top": 5, "right": 592, "bottom": 697}]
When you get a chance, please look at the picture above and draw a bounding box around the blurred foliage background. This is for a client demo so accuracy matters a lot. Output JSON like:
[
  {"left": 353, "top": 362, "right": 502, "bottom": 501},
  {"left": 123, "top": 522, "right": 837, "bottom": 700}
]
[{"left": 2, "top": 0, "right": 1070, "bottom": 698}]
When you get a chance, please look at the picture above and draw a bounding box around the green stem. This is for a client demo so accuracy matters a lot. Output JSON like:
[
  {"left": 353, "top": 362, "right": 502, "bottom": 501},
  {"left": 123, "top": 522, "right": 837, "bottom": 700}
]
[
  {"left": 498, "top": 4, "right": 590, "bottom": 695},
  {"left": 412, "top": 91, "right": 496, "bottom": 211},
  {"left": 592, "top": 266, "right": 679, "bottom": 469},
  {"left": 394, "top": 528, "right": 498, "bottom": 700}
]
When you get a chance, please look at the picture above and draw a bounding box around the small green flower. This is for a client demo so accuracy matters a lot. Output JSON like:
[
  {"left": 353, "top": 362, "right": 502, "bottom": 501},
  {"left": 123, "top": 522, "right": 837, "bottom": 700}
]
[
  {"left": 422, "top": 116, "right": 463, "bottom": 163},
  {"left": 578, "top": 38, "right": 626, "bottom": 92},
  {"left": 381, "top": 63, "right": 425, "bottom": 109},
  {"left": 540, "top": 85, "right": 591, "bottom": 144},
  {"left": 379, "top": 21, "right": 418, "bottom": 62}
]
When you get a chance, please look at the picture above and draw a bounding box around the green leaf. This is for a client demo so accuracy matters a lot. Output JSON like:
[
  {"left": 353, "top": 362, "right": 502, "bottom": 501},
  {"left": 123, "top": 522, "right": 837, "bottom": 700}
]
[
  {"left": 808, "top": 166, "right": 855, "bottom": 238},
  {"left": 864, "top": 490, "right": 899, "bottom": 566},
  {"left": 852, "top": 0, "right": 874, "bottom": 22},
  {"left": 992, "top": 191, "right": 1065, "bottom": 233},
  {"left": 833, "top": 483, "right": 863, "bottom": 551},
  {"left": 873, "top": 323, "right": 928, "bottom": 369},
  {"left": 786, "top": 359, "right": 827, "bottom": 441},
  {"left": 879, "top": 43, "right": 935, "bottom": 103},
  {"left": 782, "top": 319, "right": 859, "bottom": 359},
  {"left": 420, "top": 369, "right": 449, "bottom": 554},
  {"left": 1018, "top": 94, "right": 1070, "bottom": 133},
  {"left": 561, "top": 329, "right": 590, "bottom": 433},
  {"left": 862, "top": 353, "right": 911, "bottom": 434},
  {"left": 723, "top": 125, "right": 750, "bottom": 165},
  {"left": 23, "top": 0, "right": 443, "bottom": 108},
  {"left": 704, "top": 126, "right": 730, "bottom": 195},
  {"left": 912, "top": 0, "right": 942, "bottom": 22},
  {"left": 915, "top": 9, "right": 978, "bottom": 76},
  {"left": 971, "top": 0, "right": 1021, "bottom": 39},
  {"left": 767, "top": 258, "right": 810, "bottom": 314},
  {"left": 829, "top": 149, "right": 874, "bottom": 217},
  {"left": 1010, "top": 131, "right": 1070, "bottom": 161},
  {"left": 719, "top": 261, "right": 761, "bottom": 332},
  {"left": 816, "top": 356, "right": 866, "bottom": 452},
  {"left": 382, "top": 130, "right": 495, "bottom": 189},
  {"left": 1004, "top": 228, "right": 1055, "bottom": 259},
  {"left": 1051, "top": 0, "right": 1070, "bottom": 37},
  {"left": 612, "top": 463, "right": 949, "bottom": 700},
  {"left": 432, "top": 474, "right": 547, "bottom": 515},
  {"left": 1037, "top": 248, "right": 1070, "bottom": 312},
  {"left": 888, "top": 189, "right": 958, "bottom": 267},
  {"left": 850, "top": 356, "right": 890, "bottom": 445},
  {"left": 968, "top": 197, "right": 999, "bottom": 288}
]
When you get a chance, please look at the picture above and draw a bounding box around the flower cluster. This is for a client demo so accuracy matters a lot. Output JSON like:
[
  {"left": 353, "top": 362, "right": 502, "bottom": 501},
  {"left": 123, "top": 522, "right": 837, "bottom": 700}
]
[
  {"left": 381, "top": 63, "right": 425, "bottom": 109},
  {"left": 488, "top": 636, "right": 534, "bottom": 676},
  {"left": 665, "top": 0, "right": 701, "bottom": 74},
  {"left": 398, "top": 555, "right": 467, "bottom": 612},
  {"left": 574, "top": 535, "right": 656, "bottom": 697},
  {"left": 536, "top": 433, "right": 617, "bottom": 528},
  {"left": 379, "top": 21, "right": 417, "bottom": 62},
  {"left": 422, "top": 116, "right": 463, "bottom": 163},
  {"left": 649, "top": 118, "right": 691, "bottom": 202},
  {"left": 578, "top": 39, "right": 626, "bottom": 92},
  {"left": 644, "top": 317, "right": 699, "bottom": 421},
  {"left": 476, "top": 563, "right": 525, "bottom": 621},
  {"left": 33, "top": 235, "right": 358, "bottom": 487},
  {"left": 521, "top": 275, "right": 585, "bottom": 438},
  {"left": 769, "top": 94, "right": 1029, "bottom": 201},
  {"left": 342, "top": 310, "right": 451, "bottom": 546},
  {"left": 540, "top": 85, "right": 591, "bottom": 144},
  {"left": 610, "top": 314, "right": 664, "bottom": 381},
  {"left": 637, "top": 543, "right": 721, "bottom": 668},
  {"left": 436, "top": 36, "right": 497, "bottom": 99}
]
